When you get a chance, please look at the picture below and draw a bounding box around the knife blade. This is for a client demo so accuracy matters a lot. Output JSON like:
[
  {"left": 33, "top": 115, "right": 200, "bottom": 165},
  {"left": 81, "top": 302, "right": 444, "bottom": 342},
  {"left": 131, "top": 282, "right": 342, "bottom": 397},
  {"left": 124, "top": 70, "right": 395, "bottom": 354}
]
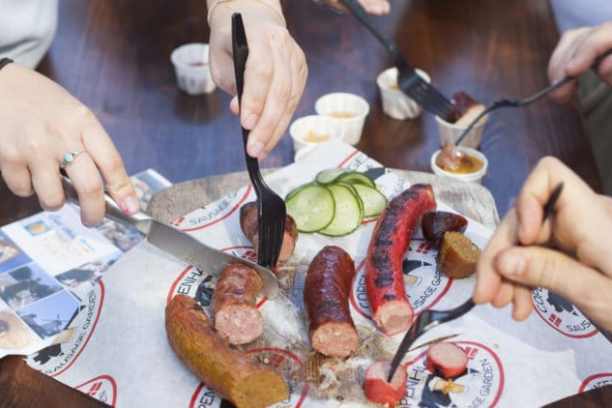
[{"left": 61, "top": 176, "right": 280, "bottom": 298}]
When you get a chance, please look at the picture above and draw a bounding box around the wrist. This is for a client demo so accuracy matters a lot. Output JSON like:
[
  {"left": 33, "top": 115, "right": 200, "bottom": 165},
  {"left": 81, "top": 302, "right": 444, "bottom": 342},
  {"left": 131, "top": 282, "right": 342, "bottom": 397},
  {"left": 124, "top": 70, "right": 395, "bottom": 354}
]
[{"left": 207, "top": 0, "right": 285, "bottom": 28}]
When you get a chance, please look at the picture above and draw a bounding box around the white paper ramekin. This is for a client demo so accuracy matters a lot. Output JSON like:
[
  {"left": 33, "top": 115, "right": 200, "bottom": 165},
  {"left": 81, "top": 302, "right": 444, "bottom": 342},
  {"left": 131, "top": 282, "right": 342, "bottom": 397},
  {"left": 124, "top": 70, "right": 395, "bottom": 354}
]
[
  {"left": 377, "top": 67, "right": 431, "bottom": 120},
  {"left": 430, "top": 147, "right": 488, "bottom": 184},
  {"left": 290, "top": 115, "right": 341, "bottom": 160},
  {"left": 315, "top": 93, "right": 370, "bottom": 145},
  {"left": 170, "top": 43, "right": 216, "bottom": 95},
  {"left": 435, "top": 108, "right": 488, "bottom": 148}
]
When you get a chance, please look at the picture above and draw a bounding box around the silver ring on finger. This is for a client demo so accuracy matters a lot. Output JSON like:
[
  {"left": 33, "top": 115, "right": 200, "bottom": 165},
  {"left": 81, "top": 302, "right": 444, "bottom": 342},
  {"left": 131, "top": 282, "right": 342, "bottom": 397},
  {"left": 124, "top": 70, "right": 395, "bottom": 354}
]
[{"left": 60, "top": 150, "right": 86, "bottom": 169}]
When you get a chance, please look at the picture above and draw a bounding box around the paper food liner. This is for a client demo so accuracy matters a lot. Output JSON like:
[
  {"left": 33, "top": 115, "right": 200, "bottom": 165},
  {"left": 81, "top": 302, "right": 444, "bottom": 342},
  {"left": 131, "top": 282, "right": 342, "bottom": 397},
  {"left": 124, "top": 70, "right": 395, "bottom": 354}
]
[{"left": 24, "top": 141, "right": 612, "bottom": 407}]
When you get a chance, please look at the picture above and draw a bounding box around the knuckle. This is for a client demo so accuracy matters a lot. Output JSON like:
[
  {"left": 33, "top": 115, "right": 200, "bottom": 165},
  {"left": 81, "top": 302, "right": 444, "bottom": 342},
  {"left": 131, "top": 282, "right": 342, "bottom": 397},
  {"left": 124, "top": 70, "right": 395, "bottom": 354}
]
[
  {"left": 252, "top": 63, "right": 273, "bottom": 81},
  {"left": 0, "top": 147, "right": 21, "bottom": 164},
  {"left": 537, "top": 156, "right": 561, "bottom": 172},
  {"left": 24, "top": 138, "right": 48, "bottom": 157}
]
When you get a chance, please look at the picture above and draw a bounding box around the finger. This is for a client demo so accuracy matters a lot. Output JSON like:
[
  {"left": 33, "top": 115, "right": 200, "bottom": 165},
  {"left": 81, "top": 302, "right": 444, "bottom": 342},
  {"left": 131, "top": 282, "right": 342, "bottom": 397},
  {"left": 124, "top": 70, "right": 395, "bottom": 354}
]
[
  {"left": 495, "top": 246, "right": 611, "bottom": 320},
  {"left": 548, "top": 29, "right": 588, "bottom": 102},
  {"left": 241, "top": 34, "right": 274, "bottom": 133},
  {"left": 597, "top": 52, "right": 612, "bottom": 84},
  {"left": 491, "top": 280, "right": 514, "bottom": 309},
  {"left": 512, "top": 285, "right": 534, "bottom": 321},
  {"left": 474, "top": 209, "right": 519, "bottom": 304},
  {"left": 30, "top": 160, "right": 64, "bottom": 211},
  {"left": 261, "top": 45, "right": 307, "bottom": 157},
  {"left": 64, "top": 152, "right": 105, "bottom": 226},
  {"left": 230, "top": 96, "right": 239, "bottom": 115},
  {"left": 79, "top": 113, "right": 139, "bottom": 215},
  {"left": 361, "top": 0, "right": 390, "bottom": 15},
  {"left": 566, "top": 22, "right": 612, "bottom": 77},
  {"left": 246, "top": 29, "right": 293, "bottom": 158},
  {"left": 515, "top": 156, "right": 595, "bottom": 247},
  {"left": 209, "top": 51, "right": 236, "bottom": 95},
  {"left": 1, "top": 162, "right": 33, "bottom": 197}
]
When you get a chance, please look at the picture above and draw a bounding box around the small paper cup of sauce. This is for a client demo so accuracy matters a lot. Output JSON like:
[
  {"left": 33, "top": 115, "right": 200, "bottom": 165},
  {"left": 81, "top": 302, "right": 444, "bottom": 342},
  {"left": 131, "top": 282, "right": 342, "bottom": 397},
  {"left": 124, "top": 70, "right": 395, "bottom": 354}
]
[
  {"left": 315, "top": 93, "right": 370, "bottom": 145},
  {"left": 431, "top": 147, "right": 488, "bottom": 184},
  {"left": 171, "top": 43, "right": 216, "bottom": 95},
  {"left": 377, "top": 67, "right": 430, "bottom": 120},
  {"left": 435, "top": 107, "right": 488, "bottom": 149},
  {"left": 290, "top": 115, "right": 340, "bottom": 160}
]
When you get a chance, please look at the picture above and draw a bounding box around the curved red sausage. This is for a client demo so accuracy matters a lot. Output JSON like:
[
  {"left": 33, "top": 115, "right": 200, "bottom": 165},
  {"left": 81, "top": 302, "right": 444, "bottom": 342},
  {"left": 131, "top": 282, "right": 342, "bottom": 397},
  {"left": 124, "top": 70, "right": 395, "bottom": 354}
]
[
  {"left": 366, "top": 184, "right": 436, "bottom": 335},
  {"left": 304, "top": 246, "right": 358, "bottom": 358},
  {"left": 213, "top": 263, "right": 263, "bottom": 345}
]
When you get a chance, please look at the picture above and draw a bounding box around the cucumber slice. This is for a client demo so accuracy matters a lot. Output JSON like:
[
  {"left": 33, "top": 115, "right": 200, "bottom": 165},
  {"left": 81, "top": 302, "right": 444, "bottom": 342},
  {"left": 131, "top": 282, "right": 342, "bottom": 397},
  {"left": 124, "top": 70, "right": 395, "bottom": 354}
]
[
  {"left": 353, "top": 184, "right": 388, "bottom": 218},
  {"left": 338, "top": 182, "right": 364, "bottom": 215},
  {"left": 337, "top": 171, "right": 376, "bottom": 189},
  {"left": 285, "top": 182, "right": 314, "bottom": 202},
  {"left": 315, "top": 168, "right": 346, "bottom": 185},
  {"left": 286, "top": 184, "right": 335, "bottom": 233},
  {"left": 319, "top": 184, "right": 363, "bottom": 237}
]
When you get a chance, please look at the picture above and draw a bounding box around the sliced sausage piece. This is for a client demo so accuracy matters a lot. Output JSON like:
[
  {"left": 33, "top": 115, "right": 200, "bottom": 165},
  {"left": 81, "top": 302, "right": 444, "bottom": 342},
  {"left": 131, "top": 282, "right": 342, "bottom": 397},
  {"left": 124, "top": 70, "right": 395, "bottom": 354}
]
[
  {"left": 213, "top": 263, "right": 264, "bottom": 345},
  {"left": 304, "top": 246, "right": 358, "bottom": 358},
  {"left": 437, "top": 232, "right": 480, "bottom": 279},
  {"left": 165, "top": 295, "right": 288, "bottom": 408},
  {"left": 240, "top": 202, "right": 298, "bottom": 264},
  {"left": 366, "top": 184, "right": 436, "bottom": 335},
  {"left": 363, "top": 360, "right": 407, "bottom": 406},
  {"left": 422, "top": 211, "right": 468, "bottom": 245},
  {"left": 426, "top": 342, "right": 468, "bottom": 379}
]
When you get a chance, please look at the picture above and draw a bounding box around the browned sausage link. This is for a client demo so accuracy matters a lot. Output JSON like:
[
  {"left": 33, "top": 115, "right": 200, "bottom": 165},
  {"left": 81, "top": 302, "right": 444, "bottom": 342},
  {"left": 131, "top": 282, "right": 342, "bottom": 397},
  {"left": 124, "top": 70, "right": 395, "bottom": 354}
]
[
  {"left": 213, "top": 263, "right": 264, "bottom": 345},
  {"left": 304, "top": 245, "right": 358, "bottom": 357},
  {"left": 240, "top": 202, "right": 298, "bottom": 264},
  {"left": 166, "top": 295, "right": 288, "bottom": 408}
]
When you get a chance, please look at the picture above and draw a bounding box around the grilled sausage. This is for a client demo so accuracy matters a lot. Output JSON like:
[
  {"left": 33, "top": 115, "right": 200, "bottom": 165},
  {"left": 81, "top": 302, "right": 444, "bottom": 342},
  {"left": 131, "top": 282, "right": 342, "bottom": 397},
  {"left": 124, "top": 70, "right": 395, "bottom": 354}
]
[
  {"left": 421, "top": 211, "right": 468, "bottom": 245},
  {"left": 213, "top": 263, "right": 264, "bottom": 345},
  {"left": 165, "top": 295, "right": 289, "bottom": 408},
  {"left": 426, "top": 342, "right": 468, "bottom": 378},
  {"left": 240, "top": 202, "right": 298, "bottom": 264},
  {"left": 304, "top": 246, "right": 358, "bottom": 358},
  {"left": 363, "top": 360, "right": 407, "bottom": 406},
  {"left": 365, "top": 184, "right": 436, "bottom": 335}
]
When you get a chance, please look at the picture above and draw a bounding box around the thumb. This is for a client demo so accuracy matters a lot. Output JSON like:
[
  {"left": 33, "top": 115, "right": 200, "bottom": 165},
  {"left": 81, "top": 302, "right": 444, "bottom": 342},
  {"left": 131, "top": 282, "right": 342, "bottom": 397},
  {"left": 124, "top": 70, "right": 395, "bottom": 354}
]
[{"left": 494, "top": 246, "right": 606, "bottom": 305}]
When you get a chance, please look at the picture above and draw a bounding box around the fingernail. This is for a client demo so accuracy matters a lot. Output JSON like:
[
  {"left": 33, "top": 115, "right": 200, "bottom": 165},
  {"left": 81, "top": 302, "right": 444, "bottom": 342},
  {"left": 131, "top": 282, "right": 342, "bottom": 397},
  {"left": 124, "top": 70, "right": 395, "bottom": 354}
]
[
  {"left": 498, "top": 252, "right": 525, "bottom": 277},
  {"left": 248, "top": 141, "right": 265, "bottom": 158},
  {"left": 242, "top": 112, "right": 258, "bottom": 130},
  {"left": 121, "top": 196, "right": 141, "bottom": 215}
]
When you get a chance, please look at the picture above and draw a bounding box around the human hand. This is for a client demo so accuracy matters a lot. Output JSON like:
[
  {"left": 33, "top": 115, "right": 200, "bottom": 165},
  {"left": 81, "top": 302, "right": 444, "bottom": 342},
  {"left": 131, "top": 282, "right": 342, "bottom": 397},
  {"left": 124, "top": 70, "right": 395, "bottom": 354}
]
[
  {"left": 208, "top": 0, "right": 308, "bottom": 159},
  {"left": 0, "top": 64, "right": 139, "bottom": 226},
  {"left": 321, "top": 0, "right": 391, "bottom": 16},
  {"left": 473, "top": 157, "right": 612, "bottom": 332},
  {"left": 548, "top": 22, "right": 612, "bottom": 103}
]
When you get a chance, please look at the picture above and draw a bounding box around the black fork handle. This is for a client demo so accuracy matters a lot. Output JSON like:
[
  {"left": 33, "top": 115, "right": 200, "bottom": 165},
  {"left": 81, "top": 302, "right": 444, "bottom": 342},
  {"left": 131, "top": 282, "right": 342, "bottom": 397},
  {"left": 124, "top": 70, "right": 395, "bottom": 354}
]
[
  {"left": 340, "top": 0, "right": 406, "bottom": 68},
  {"left": 231, "top": 13, "right": 263, "bottom": 193}
]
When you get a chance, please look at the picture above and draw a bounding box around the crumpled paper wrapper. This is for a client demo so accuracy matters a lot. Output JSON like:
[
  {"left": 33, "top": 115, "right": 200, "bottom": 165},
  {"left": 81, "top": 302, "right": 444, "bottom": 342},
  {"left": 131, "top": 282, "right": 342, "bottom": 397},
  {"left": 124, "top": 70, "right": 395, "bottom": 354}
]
[{"left": 26, "top": 141, "right": 612, "bottom": 407}]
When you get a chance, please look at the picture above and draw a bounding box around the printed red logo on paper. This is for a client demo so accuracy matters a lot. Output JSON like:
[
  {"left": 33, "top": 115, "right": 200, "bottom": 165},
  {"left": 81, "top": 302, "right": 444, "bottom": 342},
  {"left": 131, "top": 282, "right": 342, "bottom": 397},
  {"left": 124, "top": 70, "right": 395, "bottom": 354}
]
[
  {"left": 401, "top": 341, "right": 504, "bottom": 407},
  {"left": 532, "top": 288, "right": 598, "bottom": 339},
  {"left": 76, "top": 374, "right": 118, "bottom": 407}
]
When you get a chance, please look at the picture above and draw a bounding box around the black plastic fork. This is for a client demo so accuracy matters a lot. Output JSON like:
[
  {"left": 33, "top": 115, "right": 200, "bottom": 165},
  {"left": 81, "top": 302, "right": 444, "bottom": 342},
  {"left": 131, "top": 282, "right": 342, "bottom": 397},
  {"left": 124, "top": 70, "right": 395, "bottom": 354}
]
[
  {"left": 232, "top": 14, "right": 286, "bottom": 268},
  {"left": 340, "top": 0, "right": 455, "bottom": 118},
  {"left": 455, "top": 49, "right": 612, "bottom": 147}
]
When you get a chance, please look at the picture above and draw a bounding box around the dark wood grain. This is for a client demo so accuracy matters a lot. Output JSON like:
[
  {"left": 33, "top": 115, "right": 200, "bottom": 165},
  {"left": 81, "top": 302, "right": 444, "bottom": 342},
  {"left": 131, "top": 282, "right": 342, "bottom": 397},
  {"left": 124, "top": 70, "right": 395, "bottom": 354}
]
[
  {"left": 0, "top": 0, "right": 607, "bottom": 406},
  {"left": 0, "top": 356, "right": 108, "bottom": 408}
]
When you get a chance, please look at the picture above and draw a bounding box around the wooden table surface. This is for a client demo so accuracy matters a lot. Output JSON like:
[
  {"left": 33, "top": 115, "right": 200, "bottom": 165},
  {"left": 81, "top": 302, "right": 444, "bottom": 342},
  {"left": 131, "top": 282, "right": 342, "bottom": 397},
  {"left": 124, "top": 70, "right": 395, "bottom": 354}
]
[{"left": 0, "top": 0, "right": 609, "bottom": 406}]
